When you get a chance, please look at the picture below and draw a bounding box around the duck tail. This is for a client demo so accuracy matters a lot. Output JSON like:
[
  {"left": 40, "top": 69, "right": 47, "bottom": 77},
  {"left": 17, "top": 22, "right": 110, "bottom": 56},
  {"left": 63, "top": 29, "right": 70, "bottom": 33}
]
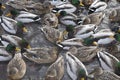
[{"left": 33, "top": 16, "right": 41, "bottom": 22}]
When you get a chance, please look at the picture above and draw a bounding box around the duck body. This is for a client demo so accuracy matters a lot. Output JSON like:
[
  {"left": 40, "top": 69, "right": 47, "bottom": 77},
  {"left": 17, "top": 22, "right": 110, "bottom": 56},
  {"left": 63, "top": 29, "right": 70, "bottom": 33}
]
[
  {"left": 59, "top": 12, "right": 78, "bottom": 26},
  {"left": 0, "top": 46, "right": 12, "bottom": 61},
  {"left": 74, "top": 24, "right": 96, "bottom": 39},
  {"left": 92, "top": 29, "right": 116, "bottom": 46},
  {"left": 66, "top": 52, "right": 88, "bottom": 80},
  {"left": 45, "top": 55, "right": 64, "bottom": 80},
  {"left": 55, "top": 2, "right": 77, "bottom": 13},
  {"left": 88, "top": 0, "right": 107, "bottom": 14},
  {"left": 0, "top": 16, "right": 17, "bottom": 34},
  {"left": 83, "top": 12, "right": 105, "bottom": 25},
  {"left": 6, "top": 0, "right": 35, "bottom": 10},
  {"left": 7, "top": 52, "right": 26, "bottom": 80},
  {"left": 69, "top": 46, "right": 99, "bottom": 62},
  {"left": 90, "top": 67, "right": 120, "bottom": 80},
  {"left": 97, "top": 50, "right": 119, "bottom": 72},
  {"left": 14, "top": 11, "right": 41, "bottom": 23},
  {"left": 23, "top": 47, "right": 58, "bottom": 64},
  {"left": 41, "top": 26, "right": 64, "bottom": 44}
]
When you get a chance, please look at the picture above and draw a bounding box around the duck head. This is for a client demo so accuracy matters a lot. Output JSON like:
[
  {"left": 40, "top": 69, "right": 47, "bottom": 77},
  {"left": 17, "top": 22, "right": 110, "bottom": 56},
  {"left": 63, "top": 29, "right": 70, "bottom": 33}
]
[
  {"left": 71, "top": 0, "right": 84, "bottom": 6},
  {"left": 6, "top": 43, "right": 20, "bottom": 53},
  {"left": 77, "top": 69, "right": 87, "bottom": 80},
  {"left": 16, "top": 22, "right": 28, "bottom": 33},
  {"left": 65, "top": 25, "right": 75, "bottom": 38},
  {"left": 19, "top": 39, "right": 31, "bottom": 50},
  {"left": 114, "top": 33, "right": 120, "bottom": 42},
  {"left": 6, "top": 9, "right": 19, "bottom": 17},
  {"left": 115, "top": 62, "right": 120, "bottom": 76},
  {"left": 83, "top": 37, "right": 98, "bottom": 46}
]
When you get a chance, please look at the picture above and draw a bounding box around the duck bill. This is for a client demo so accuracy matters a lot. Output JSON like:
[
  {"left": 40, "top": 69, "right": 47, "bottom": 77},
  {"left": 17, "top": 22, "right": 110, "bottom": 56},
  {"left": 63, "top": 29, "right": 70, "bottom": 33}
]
[
  {"left": 6, "top": 12, "right": 12, "bottom": 17},
  {"left": 93, "top": 41, "right": 98, "bottom": 46},
  {"left": 2, "top": 5, "right": 6, "bottom": 9},
  {"left": 23, "top": 27, "right": 28, "bottom": 32},
  {"left": 81, "top": 78, "right": 85, "bottom": 80},
  {"left": 79, "top": 2, "right": 84, "bottom": 6},
  {"left": 27, "top": 45, "right": 31, "bottom": 49},
  {"left": 118, "top": 30, "right": 120, "bottom": 33},
  {"left": 15, "top": 47, "right": 20, "bottom": 51}
]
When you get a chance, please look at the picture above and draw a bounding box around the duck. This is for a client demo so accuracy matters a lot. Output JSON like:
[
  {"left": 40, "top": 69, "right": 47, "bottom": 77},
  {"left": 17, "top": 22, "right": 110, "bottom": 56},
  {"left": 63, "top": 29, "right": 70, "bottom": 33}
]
[
  {"left": 83, "top": 12, "right": 105, "bottom": 25},
  {"left": 49, "top": 0, "right": 69, "bottom": 6},
  {"left": 0, "top": 43, "right": 21, "bottom": 61},
  {"left": 89, "top": 67, "right": 120, "bottom": 80},
  {"left": 97, "top": 50, "right": 120, "bottom": 75},
  {"left": 109, "top": 8, "right": 120, "bottom": 22},
  {"left": 63, "top": 24, "right": 96, "bottom": 39},
  {"left": 57, "top": 37, "right": 98, "bottom": 49},
  {"left": 23, "top": 47, "right": 58, "bottom": 64},
  {"left": 66, "top": 52, "right": 88, "bottom": 80},
  {"left": 54, "top": 2, "right": 77, "bottom": 13},
  {"left": 0, "top": 16, "right": 28, "bottom": 35},
  {"left": 52, "top": 10, "right": 80, "bottom": 26},
  {"left": 91, "top": 29, "right": 116, "bottom": 46},
  {"left": 42, "top": 13, "right": 58, "bottom": 28},
  {"left": 7, "top": 51, "right": 26, "bottom": 80},
  {"left": 0, "top": 46, "right": 13, "bottom": 61},
  {"left": 6, "top": 9, "right": 41, "bottom": 23},
  {"left": 0, "top": 34, "right": 31, "bottom": 50},
  {"left": 45, "top": 55, "right": 64, "bottom": 80},
  {"left": 6, "top": 0, "right": 35, "bottom": 10},
  {"left": 68, "top": 46, "right": 99, "bottom": 62},
  {"left": 41, "top": 26, "right": 64, "bottom": 44},
  {"left": 74, "top": 24, "right": 97, "bottom": 39},
  {"left": 25, "top": 1, "right": 54, "bottom": 15},
  {"left": 88, "top": 0, "right": 107, "bottom": 14}
]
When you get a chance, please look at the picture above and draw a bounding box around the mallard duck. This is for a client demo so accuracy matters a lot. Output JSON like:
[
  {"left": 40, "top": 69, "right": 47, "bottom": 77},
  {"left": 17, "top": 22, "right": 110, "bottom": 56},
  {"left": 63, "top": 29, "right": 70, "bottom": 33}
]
[
  {"left": 52, "top": 10, "right": 80, "bottom": 26},
  {"left": 6, "top": 9, "right": 41, "bottom": 23},
  {"left": 6, "top": 0, "right": 35, "bottom": 10},
  {"left": 59, "top": 12, "right": 78, "bottom": 26},
  {"left": 74, "top": 24, "right": 97, "bottom": 39},
  {"left": 0, "top": 46, "right": 12, "bottom": 61},
  {"left": 45, "top": 55, "right": 64, "bottom": 80},
  {"left": 62, "top": 24, "right": 96, "bottom": 39},
  {"left": 25, "top": 1, "right": 53, "bottom": 15},
  {"left": 49, "top": 0, "right": 69, "bottom": 6},
  {"left": 68, "top": 46, "right": 99, "bottom": 62},
  {"left": 57, "top": 37, "right": 98, "bottom": 49},
  {"left": 0, "top": 43, "right": 20, "bottom": 61},
  {"left": 42, "top": 13, "right": 58, "bottom": 28},
  {"left": 41, "top": 26, "right": 64, "bottom": 44},
  {"left": 89, "top": 67, "right": 120, "bottom": 80},
  {"left": 66, "top": 52, "right": 88, "bottom": 80},
  {"left": 83, "top": 12, "right": 105, "bottom": 25},
  {"left": 0, "top": 34, "right": 31, "bottom": 50},
  {"left": 23, "top": 47, "right": 58, "bottom": 64},
  {"left": 7, "top": 51, "right": 26, "bottom": 80},
  {"left": 54, "top": 2, "right": 77, "bottom": 13},
  {"left": 109, "top": 8, "right": 120, "bottom": 22},
  {"left": 97, "top": 50, "right": 120, "bottom": 75},
  {"left": 88, "top": 0, "right": 107, "bottom": 14},
  {"left": 0, "top": 16, "right": 28, "bottom": 35},
  {"left": 91, "top": 29, "right": 116, "bottom": 46}
]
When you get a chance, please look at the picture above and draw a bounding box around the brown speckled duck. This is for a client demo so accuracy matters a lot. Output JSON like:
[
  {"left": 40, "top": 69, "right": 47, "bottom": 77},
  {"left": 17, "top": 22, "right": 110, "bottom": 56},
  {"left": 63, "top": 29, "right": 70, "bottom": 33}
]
[{"left": 45, "top": 55, "right": 64, "bottom": 80}]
